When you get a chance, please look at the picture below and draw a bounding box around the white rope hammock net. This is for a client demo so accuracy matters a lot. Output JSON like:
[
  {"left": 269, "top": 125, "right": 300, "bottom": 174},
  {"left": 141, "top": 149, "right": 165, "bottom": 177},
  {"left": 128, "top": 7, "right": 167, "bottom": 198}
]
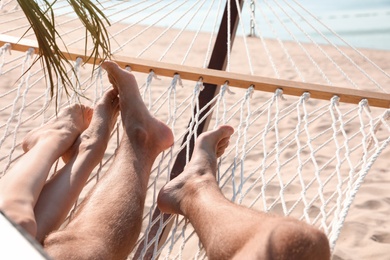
[{"left": 0, "top": 0, "right": 389, "bottom": 259}]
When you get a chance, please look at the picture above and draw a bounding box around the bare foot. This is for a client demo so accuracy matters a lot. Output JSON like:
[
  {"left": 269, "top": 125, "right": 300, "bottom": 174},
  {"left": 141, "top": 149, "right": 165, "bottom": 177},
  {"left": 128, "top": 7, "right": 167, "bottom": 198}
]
[
  {"left": 157, "top": 125, "right": 234, "bottom": 215},
  {"left": 31, "top": 88, "right": 120, "bottom": 242},
  {"left": 22, "top": 104, "right": 93, "bottom": 159},
  {"left": 101, "top": 61, "right": 174, "bottom": 154},
  {"left": 62, "top": 88, "right": 120, "bottom": 163}
]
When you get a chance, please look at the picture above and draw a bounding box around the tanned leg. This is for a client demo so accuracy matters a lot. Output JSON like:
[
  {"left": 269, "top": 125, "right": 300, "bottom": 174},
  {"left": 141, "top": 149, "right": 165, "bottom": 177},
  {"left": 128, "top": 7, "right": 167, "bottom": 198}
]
[
  {"left": 34, "top": 88, "right": 120, "bottom": 242},
  {"left": 43, "top": 61, "right": 174, "bottom": 260},
  {"left": 0, "top": 105, "right": 92, "bottom": 237},
  {"left": 158, "top": 125, "right": 331, "bottom": 260}
]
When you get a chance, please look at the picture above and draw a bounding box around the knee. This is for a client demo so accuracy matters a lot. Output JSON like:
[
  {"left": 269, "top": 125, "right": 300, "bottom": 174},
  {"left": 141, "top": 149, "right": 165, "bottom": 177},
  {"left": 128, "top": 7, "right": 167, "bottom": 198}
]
[
  {"left": 16, "top": 215, "right": 37, "bottom": 238},
  {"left": 0, "top": 202, "right": 37, "bottom": 238},
  {"left": 267, "top": 220, "right": 330, "bottom": 260},
  {"left": 43, "top": 231, "right": 75, "bottom": 259},
  {"left": 44, "top": 230, "right": 109, "bottom": 260}
]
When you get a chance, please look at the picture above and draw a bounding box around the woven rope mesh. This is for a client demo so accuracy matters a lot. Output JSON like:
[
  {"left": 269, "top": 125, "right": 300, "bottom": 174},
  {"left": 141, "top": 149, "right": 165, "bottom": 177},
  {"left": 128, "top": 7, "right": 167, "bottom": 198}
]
[{"left": 0, "top": 0, "right": 389, "bottom": 259}]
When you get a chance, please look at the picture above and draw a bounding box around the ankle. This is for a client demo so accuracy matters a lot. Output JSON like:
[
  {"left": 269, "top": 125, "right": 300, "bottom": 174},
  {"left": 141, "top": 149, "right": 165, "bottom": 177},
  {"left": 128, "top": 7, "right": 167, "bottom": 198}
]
[
  {"left": 158, "top": 173, "right": 219, "bottom": 216},
  {"left": 124, "top": 121, "right": 173, "bottom": 152},
  {"left": 182, "top": 176, "right": 221, "bottom": 211},
  {"left": 78, "top": 134, "right": 108, "bottom": 160},
  {"left": 125, "top": 124, "right": 151, "bottom": 147}
]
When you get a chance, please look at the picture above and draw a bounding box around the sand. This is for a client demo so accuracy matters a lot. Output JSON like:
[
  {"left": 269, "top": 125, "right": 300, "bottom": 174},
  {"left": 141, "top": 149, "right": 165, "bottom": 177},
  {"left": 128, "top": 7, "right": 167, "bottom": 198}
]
[{"left": 0, "top": 4, "right": 390, "bottom": 260}]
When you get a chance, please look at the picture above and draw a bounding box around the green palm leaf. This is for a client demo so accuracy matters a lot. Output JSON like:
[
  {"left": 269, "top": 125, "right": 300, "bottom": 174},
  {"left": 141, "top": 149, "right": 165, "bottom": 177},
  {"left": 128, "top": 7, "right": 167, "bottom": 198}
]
[{"left": 17, "top": 0, "right": 111, "bottom": 102}]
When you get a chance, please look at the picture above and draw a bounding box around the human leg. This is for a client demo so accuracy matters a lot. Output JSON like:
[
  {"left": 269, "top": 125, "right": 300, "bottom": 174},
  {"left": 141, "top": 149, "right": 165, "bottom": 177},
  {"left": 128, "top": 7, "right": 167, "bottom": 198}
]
[
  {"left": 33, "top": 88, "right": 120, "bottom": 242},
  {"left": 43, "top": 61, "right": 174, "bottom": 260},
  {"left": 158, "top": 125, "right": 331, "bottom": 260},
  {"left": 0, "top": 105, "right": 92, "bottom": 237}
]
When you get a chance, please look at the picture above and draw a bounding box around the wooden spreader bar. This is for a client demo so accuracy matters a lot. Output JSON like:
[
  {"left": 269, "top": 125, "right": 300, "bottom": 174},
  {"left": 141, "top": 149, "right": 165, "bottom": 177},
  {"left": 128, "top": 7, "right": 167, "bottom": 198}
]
[{"left": 1, "top": 33, "right": 389, "bottom": 108}]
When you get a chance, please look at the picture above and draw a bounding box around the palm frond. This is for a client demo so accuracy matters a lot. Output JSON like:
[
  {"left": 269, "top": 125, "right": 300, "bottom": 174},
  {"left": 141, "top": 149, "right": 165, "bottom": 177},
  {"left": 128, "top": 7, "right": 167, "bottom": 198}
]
[{"left": 17, "top": 0, "right": 111, "bottom": 102}]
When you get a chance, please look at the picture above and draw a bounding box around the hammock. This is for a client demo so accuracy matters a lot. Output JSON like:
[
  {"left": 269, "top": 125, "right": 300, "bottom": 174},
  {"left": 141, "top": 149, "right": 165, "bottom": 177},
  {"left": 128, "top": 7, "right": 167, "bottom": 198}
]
[{"left": 0, "top": 0, "right": 389, "bottom": 259}]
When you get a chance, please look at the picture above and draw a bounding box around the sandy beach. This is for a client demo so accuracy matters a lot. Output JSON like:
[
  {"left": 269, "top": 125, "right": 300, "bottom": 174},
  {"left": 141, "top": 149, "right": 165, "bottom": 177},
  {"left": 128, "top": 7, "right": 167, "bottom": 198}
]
[{"left": 1, "top": 3, "right": 390, "bottom": 259}]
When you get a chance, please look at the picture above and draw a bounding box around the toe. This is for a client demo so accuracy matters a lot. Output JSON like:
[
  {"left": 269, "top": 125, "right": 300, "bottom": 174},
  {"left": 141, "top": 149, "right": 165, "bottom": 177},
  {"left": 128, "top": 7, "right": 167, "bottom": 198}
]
[{"left": 101, "top": 60, "right": 120, "bottom": 72}]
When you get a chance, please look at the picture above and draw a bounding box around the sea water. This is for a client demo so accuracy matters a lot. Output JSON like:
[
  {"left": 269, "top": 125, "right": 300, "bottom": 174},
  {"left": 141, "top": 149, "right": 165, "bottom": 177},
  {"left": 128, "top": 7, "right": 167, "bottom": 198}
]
[
  {"left": 59, "top": 0, "right": 390, "bottom": 50},
  {"left": 290, "top": 0, "right": 390, "bottom": 50}
]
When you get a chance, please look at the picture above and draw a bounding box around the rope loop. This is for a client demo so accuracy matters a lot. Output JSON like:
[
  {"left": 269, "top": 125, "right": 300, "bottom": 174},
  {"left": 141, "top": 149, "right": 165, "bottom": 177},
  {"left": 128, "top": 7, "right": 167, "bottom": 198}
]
[
  {"left": 171, "top": 74, "right": 183, "bottom": 89},
  {"left": 221, "top": 82, "right": 235, "bottom": 95},
  {"left": 275, "top": 88, "right": 286, "bottom": 101},
  {"left": 74, "top": 57, "right": 83, "bottom": 72},
  {"left": 27, "top": 47, "right": 35, "bottom": 57},
  {"left": 147, "top": 70, "right": 160, "bottom": 85},
  {"left": 359, "top": 98, "right": 371, "bottom": 112},
  {"left": 0, "top": 43, "right": 11, "bottom": 54},
  {"left": 384, "top": 109, "right": 390, "bottom": 121},
  {"left": 331, "top": 95, "right": 340, "bottom": 106},
  {"left": 245, "top": 85, "right": 254, "bottom": 99},
  {"left": 195, "top": 78, "right": 204, "bottom": 92},
  {"left": 220, "top": 82, "right": 228, "bottom": 97},
  {"left": 0, "top": 43, "right": 12, "bottom": 75},
  {"left": 301, "top": 92, "right": 310, "bottom": 102},
  {"left": 75, "top": 57, "right": 83, "bottom": 65}
]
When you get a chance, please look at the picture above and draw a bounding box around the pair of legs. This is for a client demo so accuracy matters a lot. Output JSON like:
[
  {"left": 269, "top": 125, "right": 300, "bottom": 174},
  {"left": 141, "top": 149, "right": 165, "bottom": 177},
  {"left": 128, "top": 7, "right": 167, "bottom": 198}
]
[
  {"left": 0, "top": 83, "right": 120, "bottom": 242},
  {"left": 0, "top": 61, "right": 330, "bottom": 259}
]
